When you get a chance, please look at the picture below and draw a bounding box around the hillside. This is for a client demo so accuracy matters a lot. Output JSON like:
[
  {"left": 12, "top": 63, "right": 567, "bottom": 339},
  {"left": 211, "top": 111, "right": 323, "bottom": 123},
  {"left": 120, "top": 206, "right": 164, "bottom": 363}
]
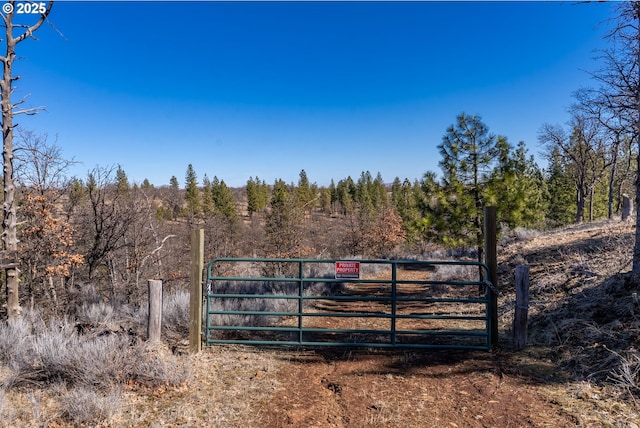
[{"left": 1, "top": 219, "right": 640, "bottom": 427}]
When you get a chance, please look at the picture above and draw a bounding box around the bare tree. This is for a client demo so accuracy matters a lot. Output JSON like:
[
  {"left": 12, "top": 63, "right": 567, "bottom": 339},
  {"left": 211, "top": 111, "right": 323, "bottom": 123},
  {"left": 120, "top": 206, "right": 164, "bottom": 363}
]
[
  {"left": 591, "top": 2, "right": 640, "bottom": 273},
  {"left": 15, "top": 129, "right": 76, "bottom": 198},
  {"left": 539, "top": 111, "right": 610, "bottom": 224},
  {"left": 79, "top": 166, "right": 133, "bottom": 283},
  {"left": 573, "top": 88, "right": 632, "bottom": 219},
  {"left": 0, "top": 1, "right": 54, "bottom": 318},
  {"left": 11, "top": 128, "right": 80, "bottom": 312}
]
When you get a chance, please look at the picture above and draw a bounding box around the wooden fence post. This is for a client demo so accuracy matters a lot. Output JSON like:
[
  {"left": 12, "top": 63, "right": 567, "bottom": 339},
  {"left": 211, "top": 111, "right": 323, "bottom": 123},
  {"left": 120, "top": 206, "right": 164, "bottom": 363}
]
[
  {"left": 189, "top": 229, "right": 204, "bottom": 354},
  {"left": 483, "top": 206, "right": 499, "bottom": 349},
  {"left": 513, "top": 265, "right": 530, "bottom": 349},
  {"left": 147, "top": 279, "right": 162, "bottom": 343}
]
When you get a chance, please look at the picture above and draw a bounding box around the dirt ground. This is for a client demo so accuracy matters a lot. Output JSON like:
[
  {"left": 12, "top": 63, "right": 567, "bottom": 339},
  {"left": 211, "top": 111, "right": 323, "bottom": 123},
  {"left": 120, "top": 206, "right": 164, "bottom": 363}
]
[
  {"left": 256, "top": 348, "right": 576, "bottom": 428},
  {"left": 205, "top": 267, "right": 573, "bottom": 428}
]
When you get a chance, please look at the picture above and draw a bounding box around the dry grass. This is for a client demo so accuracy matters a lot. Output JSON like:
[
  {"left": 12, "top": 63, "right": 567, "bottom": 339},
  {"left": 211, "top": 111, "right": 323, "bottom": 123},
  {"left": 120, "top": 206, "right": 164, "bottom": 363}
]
[
  {"left": 497, "top": 218, "right": 640, "bottom": 425},
  {"left": 2, "top": 219, "right": 640, "bottom": 426}
]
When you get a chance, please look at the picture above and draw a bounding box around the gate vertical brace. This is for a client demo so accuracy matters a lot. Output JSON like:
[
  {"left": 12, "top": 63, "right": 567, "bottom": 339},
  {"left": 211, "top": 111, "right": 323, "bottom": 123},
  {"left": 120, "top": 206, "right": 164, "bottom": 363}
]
[
  {"left": 298, "top": 260, "right": 304, "bottom": 344},
  {"left": 484, "top": 206, "right": 498, "bottom": 349},
  {"left": 391, "top": 262, "right": 397, "bottom": 346},
  {"left": 205, "top": 284, "right": 211, "bottom": 346}
]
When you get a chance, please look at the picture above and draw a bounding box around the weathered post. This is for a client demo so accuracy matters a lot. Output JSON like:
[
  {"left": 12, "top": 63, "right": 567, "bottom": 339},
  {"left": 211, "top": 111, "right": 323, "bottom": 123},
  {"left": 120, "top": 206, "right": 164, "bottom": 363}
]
[
  {"left": 189, "top": 229, "right": 204, "bottom": 354},
  {"left": 147, "top": 279, "right": 163, "bottom": 343},
  {"left": 483, "top": 206, "right": 498, "bottom": 349},
  {"left": 513, "top": 265, "right": 530, "bottom": 349}
]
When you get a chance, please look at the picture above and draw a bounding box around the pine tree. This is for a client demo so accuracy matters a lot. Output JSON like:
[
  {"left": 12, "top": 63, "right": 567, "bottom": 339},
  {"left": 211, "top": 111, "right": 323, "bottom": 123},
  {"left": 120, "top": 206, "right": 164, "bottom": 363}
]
[
  {"left": 545, "top": 147, "right": 576, "bottom": 227},
  {"left": 116, "top": 165, "right": 130, "bottom": 196},
  {"left": 437, "top": 113, "right": 501, "bottom": 259},
  {"left": 329, "top": 179, "right": 338, "bottom": 213},
  {"left": 336, "top": 177, "right": 356, "bottom": 215},
  {"left": 202, "top": 174, "right": 214, "bottom": 216},
  {"left": 265, "top": 179, "right": 302, "bottom": 257},
  {"left": 212, "top": 176, "right": 238, "bottom": 223},
  {"left": 485, "top": 140, "right": 546, "bottom": 229},
  {"left": 168, "top": 175, "right": 181, "bottom": 219},
  {"left": 319, "top": 187, "right": 332, "bottom": 213},
  {"left": 372, "top": 172, "right": 389, "bottom": 209},
  {"left": 296, "top": 169, "right": 315, "bottom": 212},
  {"left": 184, "top": 164, "right": 200, "bottom": 218},
  {"left": 391, "top": 177, "right": 422, "bottom": 243},
  {"left": 246, "top": 176, "right": 269, "bottom": 217},
  {"left": 246, "top": 177, "right": 258, "bottom": 217},
  {"left": 355, "top": 171, "right": 374, "bottom": 212}
]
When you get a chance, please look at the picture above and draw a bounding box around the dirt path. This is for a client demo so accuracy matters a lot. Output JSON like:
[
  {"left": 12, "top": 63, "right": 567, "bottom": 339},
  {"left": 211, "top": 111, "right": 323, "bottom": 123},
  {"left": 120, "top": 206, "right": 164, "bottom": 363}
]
[
  {"left": 258, "top": 348, "right": 576, "bottom": 428},
  {"left": 253, "top": 269, "right": 576, "bottom": 428}
]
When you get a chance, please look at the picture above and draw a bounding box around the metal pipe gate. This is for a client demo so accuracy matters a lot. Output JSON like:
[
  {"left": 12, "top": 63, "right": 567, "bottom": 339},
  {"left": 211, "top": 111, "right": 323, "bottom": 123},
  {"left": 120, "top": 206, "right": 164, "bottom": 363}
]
[{"left": 205, "top": 258, "right": 495, "bottom": 350}]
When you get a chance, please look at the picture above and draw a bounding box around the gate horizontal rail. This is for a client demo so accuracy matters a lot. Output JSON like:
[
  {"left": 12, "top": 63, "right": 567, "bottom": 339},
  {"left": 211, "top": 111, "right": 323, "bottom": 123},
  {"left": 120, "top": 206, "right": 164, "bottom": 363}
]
[{"left": 205, "top": 258, "right": 494, "bottom": 350}]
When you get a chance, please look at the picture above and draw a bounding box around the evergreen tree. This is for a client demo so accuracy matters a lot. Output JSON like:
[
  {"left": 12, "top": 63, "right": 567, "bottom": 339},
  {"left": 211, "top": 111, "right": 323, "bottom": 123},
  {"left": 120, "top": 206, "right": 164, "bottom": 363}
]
[
  {"left": 415, "top": 171, "right": 447, "bottom": 245},
  {"left": 329, "top": 179, "right": 338, "bottom": 213},
  {"left": 212, "top": 176, "right": 238, "bottom": 223},
  {"left": 184, "top": 164, "right": 200, "bottom": 218},
  {"left": 336, "top": 176, "right": 356, "bottom": 215},
  {"left": 391, "top": 177, "right": 422, "bottom": 243},
  {"left": 319, "top": 187, "right": 332, "bottom": 213},
  {"left": 391, "top": 177, "right": 403, "bottom": 210},
  {"left": 168, "top": 175, "right": 181, "bottom": 219},
  {"left": 201, "top": 174, "right": 214, "bottom": 216},
  {"left": 246, "top": 176, "right": 269, "bottom": 217},
  {"left": 296, "top": 169, "right": 315, "bottom": 212},
  {"left": 355, "top": 171, "right": 374, "bottom": 211},
  {"left": 264, "top": 179, "right": 302, "bottom": 257},
  {"left": 437, "top": 113, "right": 501, "bottom": 260},
  {"left": 545, "top": 147, "right": 576, "bottom": 227},
  {"left": 246, "top": 177, "right": 258, "bottom": 217},
  {"left": 66, "top": 176, "right": 85, "bottom": 219},
  {"left": 372, "top": 172, "right": 389, "bottom": 209},
  {"left": 485, "top": 140, "right": 546, "bottom": 229},
  {"left": 116, "top": 165, "right": 130, "bottom": 196}
]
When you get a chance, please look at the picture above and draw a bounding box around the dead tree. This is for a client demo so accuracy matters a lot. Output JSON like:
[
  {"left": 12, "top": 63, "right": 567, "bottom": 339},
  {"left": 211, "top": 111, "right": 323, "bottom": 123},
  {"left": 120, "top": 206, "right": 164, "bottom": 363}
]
[{"left": 0, "top": 1, "right": 54, "bottom": 318}]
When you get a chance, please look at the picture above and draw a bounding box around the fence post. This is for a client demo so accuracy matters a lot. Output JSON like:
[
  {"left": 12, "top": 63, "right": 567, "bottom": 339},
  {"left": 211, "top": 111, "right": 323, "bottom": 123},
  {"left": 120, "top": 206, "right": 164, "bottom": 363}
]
[
  {"left": 513, "top": 265, "right": 530, "bottom": 349},
  {"left": 483, "top": 206, "right": 498, "bottom": 349},
  {"left": 189, "top": 229, "right": 204, "bottom": 354},
  {"left": 147, "top": 279, "right": 162, "bottom": 343}
]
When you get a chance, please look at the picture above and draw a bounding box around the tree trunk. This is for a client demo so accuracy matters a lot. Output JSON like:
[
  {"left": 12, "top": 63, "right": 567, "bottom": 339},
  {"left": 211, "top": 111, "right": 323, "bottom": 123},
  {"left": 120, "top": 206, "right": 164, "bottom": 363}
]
[
  {"left": 0, "top": 2, "right": 53, "bottom": 319},
  {"left": 633, "top": 3, "right": 640, "bottom": 275},
  {"left": 608, "top": 146, "right": 618, "bottom": 220},
  {"left": 2, "top": 34, "right": 19, "bottom": 318},
  {"left": 576, "top": 187, "right": 585, "bottom": 224},
  {"left": 589, "top": 186, "right": 594, "bottom": 222}
]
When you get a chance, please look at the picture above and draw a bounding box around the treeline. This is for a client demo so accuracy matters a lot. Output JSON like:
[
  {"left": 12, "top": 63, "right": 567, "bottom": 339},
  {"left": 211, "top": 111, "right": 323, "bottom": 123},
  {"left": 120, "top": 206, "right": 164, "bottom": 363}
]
[{"left": 3, "top": 100, "right": 635, "bottom": 316}]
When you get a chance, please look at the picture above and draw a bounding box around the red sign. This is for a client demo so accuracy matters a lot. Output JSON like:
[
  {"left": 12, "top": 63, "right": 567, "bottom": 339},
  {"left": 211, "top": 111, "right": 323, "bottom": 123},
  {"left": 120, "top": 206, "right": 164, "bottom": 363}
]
[{"left": 335, "top": 261, "right": 360, "bottom": 279}]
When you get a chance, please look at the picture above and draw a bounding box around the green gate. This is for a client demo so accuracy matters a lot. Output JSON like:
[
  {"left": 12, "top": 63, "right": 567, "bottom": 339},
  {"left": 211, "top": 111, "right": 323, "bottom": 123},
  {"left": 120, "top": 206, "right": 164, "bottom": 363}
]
[{"left": 205, "top": 258, "right": 496, "bottom": 350}]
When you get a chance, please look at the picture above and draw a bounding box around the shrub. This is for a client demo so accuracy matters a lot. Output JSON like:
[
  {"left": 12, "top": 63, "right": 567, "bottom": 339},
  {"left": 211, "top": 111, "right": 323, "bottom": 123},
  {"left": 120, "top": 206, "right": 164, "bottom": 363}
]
[
  {"left": 58, "top": 385, "right": 122, "bottom": 425},
  {"left": 0, "top": 316, "right": 32, "bottom": 364},
  {"left": 0, "top": 312, "right": 189, "bottom": 391},
  {"left": 162, "top": 289, "right": 190, "bottom": 342},
  {"left": 3, "top": 319, "right": 130, "bottom": 389},
  {"left": 125, "top": 344, "right": 191, "bottom": 387}
]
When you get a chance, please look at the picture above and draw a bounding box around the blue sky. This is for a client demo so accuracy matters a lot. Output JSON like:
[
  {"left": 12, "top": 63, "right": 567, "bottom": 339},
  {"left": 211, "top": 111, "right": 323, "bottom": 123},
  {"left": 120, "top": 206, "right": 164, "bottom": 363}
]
[{"left": 13, "top": 1, "right": 613, "bottom": 188}]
